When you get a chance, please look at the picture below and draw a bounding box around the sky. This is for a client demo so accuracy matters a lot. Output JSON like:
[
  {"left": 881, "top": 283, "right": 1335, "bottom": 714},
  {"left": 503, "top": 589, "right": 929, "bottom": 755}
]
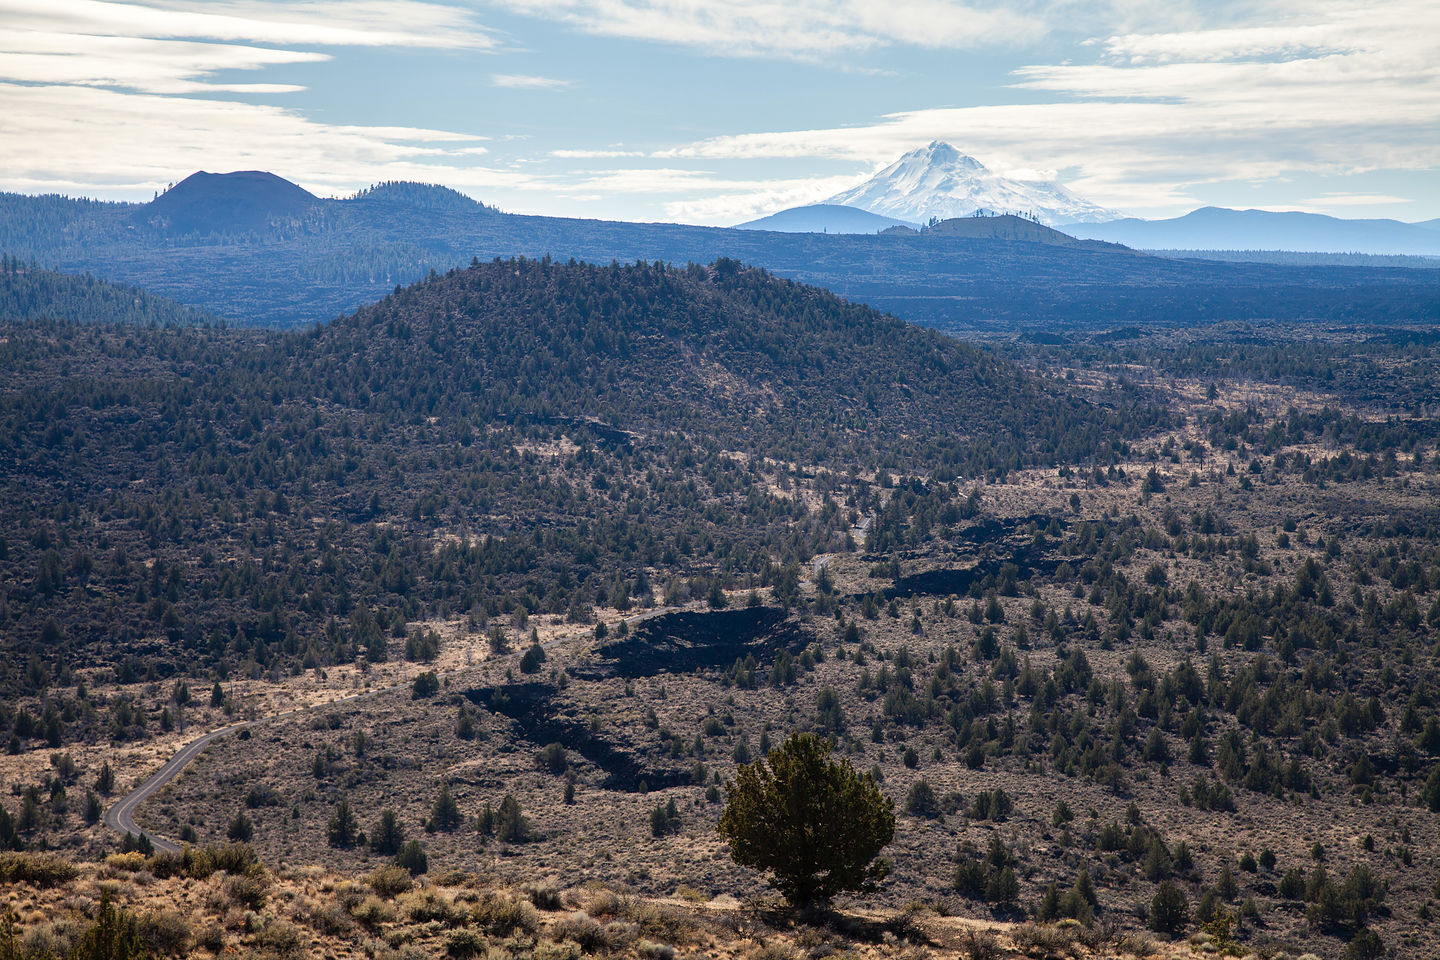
[{"left": 0, "top": 0, "right": 1437, "bottom": 225}]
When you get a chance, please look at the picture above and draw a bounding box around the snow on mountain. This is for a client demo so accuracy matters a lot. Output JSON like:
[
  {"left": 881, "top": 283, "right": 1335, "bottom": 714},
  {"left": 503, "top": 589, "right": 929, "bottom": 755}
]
[{"left": 826, "top": 142, "right": 1119, "bottom": 226}]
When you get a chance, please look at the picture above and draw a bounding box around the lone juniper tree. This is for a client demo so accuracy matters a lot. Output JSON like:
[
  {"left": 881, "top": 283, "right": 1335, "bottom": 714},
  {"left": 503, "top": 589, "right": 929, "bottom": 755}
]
[{"left": 717, "top": 732, "right": 894, "bottom": 907}]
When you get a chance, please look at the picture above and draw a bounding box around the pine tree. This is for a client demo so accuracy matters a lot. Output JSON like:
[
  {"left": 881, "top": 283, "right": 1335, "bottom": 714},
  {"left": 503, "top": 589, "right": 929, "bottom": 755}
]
[
  {"left": 369, "top": 809, "right": 404, "bottom": 854},
  {"left": 429, "top": 783, "right": 461, "bottom": 832},
  {"left": 496, "top": 794, "right": 529, "bottom": 842},
  {"left": 327, "top": 801, "right": 358, "bottom": 847}
]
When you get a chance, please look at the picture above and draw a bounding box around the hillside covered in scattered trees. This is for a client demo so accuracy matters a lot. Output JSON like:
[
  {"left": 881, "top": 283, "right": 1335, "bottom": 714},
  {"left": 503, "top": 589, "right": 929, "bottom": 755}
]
[
  {"left": 0, "top": 257, "right": 218, "bottom": 327},
  {"left": 0, "top": 258, "right": 1161, "bottom": 691},
  {"left": 2, "top": 175, "right": 1435, "bottom": 330}
]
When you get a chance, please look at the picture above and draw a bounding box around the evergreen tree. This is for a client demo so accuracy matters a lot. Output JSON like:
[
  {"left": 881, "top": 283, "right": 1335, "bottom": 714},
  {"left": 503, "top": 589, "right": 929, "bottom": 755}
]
[
  {"left": 327, "top": 801, "right": 358, "bottom": 847},
  {"left": 717, "top": 732, "right": 894, "bottom": 905},
  {"left": 370, "top": 808, "right": 405, "bottom": 855},
  {"left": 1150, "top": 881, "right": 1189, "bottom": 935},
  {"left": 429, "top": 783, "right": 462, "bottom": 832},
  {"left": 496, "top": 794, "right": 529, "bottom": 842}
]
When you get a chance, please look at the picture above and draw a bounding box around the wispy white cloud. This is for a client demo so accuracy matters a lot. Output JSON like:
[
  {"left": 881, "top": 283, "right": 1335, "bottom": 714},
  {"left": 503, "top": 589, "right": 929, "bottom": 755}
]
[
  {"left": 551, "top": 148, "right": 646, "bottom": 158},
  {"left": 0, "top": 0, "right": 518, "bottom": 197},
  {"left": 1300, "top": 193, "right": 1414, "bottom": 207},
  {"left": 0, "top": 0, "right": 497, "bottom": 96},
  {"left": 663, "top": 175, "right": 870, "bottom": 225},
  {"left": 2, "top": 0, "right": 1435, "bottom": 226},
  {"left": 0, "top": 0, "right": 497, "bottom": 50},
  {"left": 654, "top": 0, "right": 1440, "bottom": 219},
  {"left": 491, "top": 73, "right": 570, "bottom": 89},
  {"left": 490, "top": 0, "right": 1044, "bottom": 60},
  {"left": 0, "top": 82, "right": 536, "bottom": 198},
  {"left": 0, "top": 31, "right": 324, "bottom": 93}
]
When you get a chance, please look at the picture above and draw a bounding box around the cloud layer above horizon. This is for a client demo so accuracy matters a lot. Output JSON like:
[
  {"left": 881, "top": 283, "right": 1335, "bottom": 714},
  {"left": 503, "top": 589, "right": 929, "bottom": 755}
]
[{"left": 0, "top": 0, "right": 1435, "bottom": 223}]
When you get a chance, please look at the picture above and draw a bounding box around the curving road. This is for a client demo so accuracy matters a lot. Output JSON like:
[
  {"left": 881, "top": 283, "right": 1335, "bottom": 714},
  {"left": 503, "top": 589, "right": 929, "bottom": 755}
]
[
  {"left": 103, "top": 719, "right": 252, "bottom": 854},
  {"left": 103, "top": 604, "right": 682, "bottom": 852}
]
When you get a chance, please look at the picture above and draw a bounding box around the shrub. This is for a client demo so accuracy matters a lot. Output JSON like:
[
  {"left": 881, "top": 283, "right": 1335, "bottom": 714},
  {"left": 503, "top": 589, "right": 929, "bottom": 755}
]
[
  {"left": 960, "top": 928, "right": 1001, "bottom": 960},
  {"left": 368, "top": 864, "right": 414, "bottom": 898},
  {"left": 137, "top": 910, "right": 192, "bottom": 956},
  {"left": 717, "top": 732, "right": 894, "bottom": 905},
  {"left": 253, "top": 919, "right": 303, "bottom": 960},
  {"left": 525, "top": 881, "right": 563, "bottom": 910},
  {"left": 306, "top": 900, "right": 355, "bottom": 936},
  {"left": 1010, "top": 923, "right": 1075, "bottom": 957},
  {"left": 208, "top": 842, "right": 260, "bottom": 876},
  {"left": 905, "top": 779, "right": 940, "bottom": 818},
  {"left": 0, "top": 852, "right": 78, "bottom": 887},
  {"left": 473, "top": 890, "right": 539, "bottom": 936},
  {"left": 104, "top": 852, "right": 148, "bottom": 873},
  {"left": 395, "top": 839, "right": 429, "bottom": 875},
  {"left": 400, "top": 888, "right": 470, "bottom": 927},
  {"left": 225, "top": 872, "right": 270, "bottom": 910},
  {"left": 21, "top": 923, "right": 74, "bottom": 959},
  {"left": 1113, "top": 932, "right": 1156, "bottom": 957},
  {"left": 146, "top": 851, "right": 184, "bottom": 880},
  {"left": 446, "top": 929, "right": 486, "bottom": 958},
  {"left": 551, "top": 912, "right": 608, "bottom": 952},
  {"left": 635, "top": 940, "right": 676, "bottom": 960},
  {"left": 534, "top": 942, "right": 582, "bottom": 960},
  {"left": 195, "top": 924, "right": 226, "bottom": 953},
  {"left": 351, "top": 896, "right": 397, "bottom": 930}
]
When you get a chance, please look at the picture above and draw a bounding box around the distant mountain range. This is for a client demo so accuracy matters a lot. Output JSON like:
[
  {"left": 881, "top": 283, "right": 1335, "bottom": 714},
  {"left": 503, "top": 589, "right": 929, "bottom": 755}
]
[
  {"left": 824, "top": 142, "right": 1120, "bottom": 226},
  {"left": 734, "top": 143, "right": 1440, "bottom": 256},
  {"left": 1, "top": 168, "right": 1435, "bottom": 332},
  {"left": 1063, "top": 207, "right": 1440, "bottom": 256}
]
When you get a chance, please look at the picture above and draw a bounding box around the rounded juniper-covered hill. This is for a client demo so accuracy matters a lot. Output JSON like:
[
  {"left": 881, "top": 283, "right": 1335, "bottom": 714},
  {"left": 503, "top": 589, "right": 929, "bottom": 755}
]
[
  {"left": 305, "top": 257, "right": 1167, "bottom": 473},
  {"left": 139, "top": 170, "right": 319, "bottom": 236}
]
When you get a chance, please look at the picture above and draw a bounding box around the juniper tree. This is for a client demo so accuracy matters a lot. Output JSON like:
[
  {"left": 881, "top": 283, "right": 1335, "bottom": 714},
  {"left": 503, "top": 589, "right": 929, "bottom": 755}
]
[{"left": 717, "top": 732, "right": 894, "bottom": 906}]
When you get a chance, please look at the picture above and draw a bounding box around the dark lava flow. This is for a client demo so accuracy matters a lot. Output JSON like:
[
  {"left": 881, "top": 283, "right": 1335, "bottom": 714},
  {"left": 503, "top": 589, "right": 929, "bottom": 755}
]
[
  {"left": 584, "top": 606, "right": 808, "bottom": 679},
  {"left": 465, "top": 682, "right": 694, "bottom": 792}
]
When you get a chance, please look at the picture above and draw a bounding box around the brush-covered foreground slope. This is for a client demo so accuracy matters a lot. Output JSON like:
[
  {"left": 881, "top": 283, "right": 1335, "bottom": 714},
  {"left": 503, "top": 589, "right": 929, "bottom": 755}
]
[
  {"left": 0, "top": 850, "right": 1174, "bottom": 960},
  {"left": 0, "top": 258, "right": 1163, "bottom": 684}
]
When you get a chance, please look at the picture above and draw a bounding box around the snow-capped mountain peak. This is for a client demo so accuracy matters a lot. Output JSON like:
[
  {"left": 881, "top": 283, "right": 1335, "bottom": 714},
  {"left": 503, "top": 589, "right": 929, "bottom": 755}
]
[{"left": 826, "top": 142, "right": 1119, "bottom": 226}]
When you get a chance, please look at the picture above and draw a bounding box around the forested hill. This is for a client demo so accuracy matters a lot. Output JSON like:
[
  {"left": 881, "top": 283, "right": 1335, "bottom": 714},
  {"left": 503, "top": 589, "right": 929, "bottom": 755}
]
[
  {"left": 0, "top": 259, "right": 1164, "bottom": 683},
  {"left": 0, "top": 257, "right": 217, "bottom": 327},
  {"left": 3, "top": 181, "right": 1435, "bottom": 331},
  {"left": 313, "top": 257, "right": 1169, "bottom": 471}
]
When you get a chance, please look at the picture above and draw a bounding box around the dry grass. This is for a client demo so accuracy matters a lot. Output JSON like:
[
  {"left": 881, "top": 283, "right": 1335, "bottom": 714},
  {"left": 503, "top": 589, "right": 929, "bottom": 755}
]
[{"left": 0, "top": 853, "right": 1210, "bottom": 960}]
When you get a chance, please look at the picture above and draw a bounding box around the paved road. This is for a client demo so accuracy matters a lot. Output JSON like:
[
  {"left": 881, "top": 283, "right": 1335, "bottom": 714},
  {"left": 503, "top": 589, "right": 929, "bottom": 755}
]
[
  {"left": 811, "top": 512, "right": 875, "bottom": 578},
  {"left": 103, "top": 604, "right": 681, "bottom": 852},
  {"left": 103, "top": 719, "right": 253, "bottom": 854}
]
